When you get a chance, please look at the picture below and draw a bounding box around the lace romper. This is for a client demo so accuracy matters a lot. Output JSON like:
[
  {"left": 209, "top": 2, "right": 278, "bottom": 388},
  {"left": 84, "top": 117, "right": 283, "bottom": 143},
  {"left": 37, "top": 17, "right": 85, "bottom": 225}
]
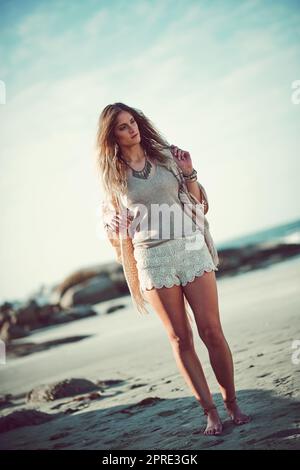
[{"left": 120, "top": 159, "right": 218, "bottom": 292}]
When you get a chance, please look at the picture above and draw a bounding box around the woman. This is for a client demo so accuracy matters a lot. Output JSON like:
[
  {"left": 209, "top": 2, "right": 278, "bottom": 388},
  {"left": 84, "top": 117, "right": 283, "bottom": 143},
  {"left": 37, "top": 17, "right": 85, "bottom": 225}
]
[{"left": 96, "top": 102, "right": 251, "bottom": 436}]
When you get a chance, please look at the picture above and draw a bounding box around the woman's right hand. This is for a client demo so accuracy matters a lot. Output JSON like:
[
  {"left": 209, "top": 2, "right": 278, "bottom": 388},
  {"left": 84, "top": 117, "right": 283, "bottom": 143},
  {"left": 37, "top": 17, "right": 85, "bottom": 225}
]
[{"left": 108, "top": 211, "right": 134, "bottom": 235}]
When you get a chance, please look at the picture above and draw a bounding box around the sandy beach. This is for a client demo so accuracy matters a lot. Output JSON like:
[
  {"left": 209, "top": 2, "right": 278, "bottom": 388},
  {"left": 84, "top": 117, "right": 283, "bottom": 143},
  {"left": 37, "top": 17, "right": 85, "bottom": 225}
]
[{"left": 0, "top": 255, "right": 299, "bottom": 450}]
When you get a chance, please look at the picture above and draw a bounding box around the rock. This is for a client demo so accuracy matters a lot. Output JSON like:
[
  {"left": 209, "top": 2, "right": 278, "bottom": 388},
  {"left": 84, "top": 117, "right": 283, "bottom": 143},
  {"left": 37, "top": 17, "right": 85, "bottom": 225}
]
[
  {"left": 0, "top": 301, "right": 98, "bottom": 341},
  {"left": 37, "top": 304, "right": 60, "bottom": 324},
  {"left": 0, "top": 309, "right": 17, "bottom": 330},
  {"left": 0, "top": 394, "right": 14, "bottom": 410},
  {"left": 52, "top": 262, "right": 128, "bottom": 308},
  {"left": 26, "top": 378, "right": 101, "bottom": 403},
  {"left": 0, "top": 409, "right": 55, "bottom": 433},
  {"left": 49, "top": 305, "right": 97, "bottom": 325},
  {"left": 0, "top": 322, "right": 30, "bottom": 341},
  {"left": 0, "top": 302, "right": 14, "bottom": 313},
  {"left": 16, "top": 300, "right": 40, "bottom": 327},
  {"left": 59, "top": 277, "right": 122, "bottom": 309}
]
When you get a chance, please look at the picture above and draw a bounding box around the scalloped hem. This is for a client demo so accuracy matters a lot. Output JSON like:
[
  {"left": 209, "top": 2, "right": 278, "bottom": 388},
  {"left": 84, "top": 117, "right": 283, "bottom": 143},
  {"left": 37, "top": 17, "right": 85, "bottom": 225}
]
[
  {"left": 180, "top": 265, "right": 218, "bottom": 287},
  {"left": 140, "top": 264, "right": 218, "bottom": 291}
]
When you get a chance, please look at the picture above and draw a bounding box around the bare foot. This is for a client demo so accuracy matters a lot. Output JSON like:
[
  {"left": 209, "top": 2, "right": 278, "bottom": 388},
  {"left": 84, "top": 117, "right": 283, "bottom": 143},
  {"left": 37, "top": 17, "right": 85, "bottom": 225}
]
[
  {"left": 203, "top": 405, "right": 223, "bottom": 435},
  {"left": 224, "top": 397, "right": 252, "bottom": 425}
]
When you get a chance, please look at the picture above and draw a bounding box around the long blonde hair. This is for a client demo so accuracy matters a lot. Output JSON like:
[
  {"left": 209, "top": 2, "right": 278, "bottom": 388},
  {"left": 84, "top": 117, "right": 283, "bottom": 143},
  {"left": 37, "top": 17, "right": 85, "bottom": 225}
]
[{"left": 95, "top": 102, "right": 174, "bottom": 203}]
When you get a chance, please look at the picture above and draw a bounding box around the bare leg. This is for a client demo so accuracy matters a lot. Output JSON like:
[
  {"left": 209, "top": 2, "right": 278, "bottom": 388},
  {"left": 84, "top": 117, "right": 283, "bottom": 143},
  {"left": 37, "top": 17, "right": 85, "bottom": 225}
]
[
  {"left": 142, "top": 284, "right": 222, "bottom": 435},
  {"left": 182, "top": 270, "right": 251, "bottom": 425}
]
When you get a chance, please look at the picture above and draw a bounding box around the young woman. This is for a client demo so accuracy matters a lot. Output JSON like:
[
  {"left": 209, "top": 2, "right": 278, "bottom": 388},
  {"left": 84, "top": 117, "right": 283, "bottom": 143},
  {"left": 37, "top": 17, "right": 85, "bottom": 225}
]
[{"left": 96, "top": 102, "right": 251, "bottom": 436}]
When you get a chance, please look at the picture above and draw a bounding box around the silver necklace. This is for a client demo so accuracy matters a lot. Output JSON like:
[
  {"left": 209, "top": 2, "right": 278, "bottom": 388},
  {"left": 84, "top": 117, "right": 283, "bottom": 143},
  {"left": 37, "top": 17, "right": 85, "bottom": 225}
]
[{"left": 120, "top": 149, "right": 153, "bottom": 179}]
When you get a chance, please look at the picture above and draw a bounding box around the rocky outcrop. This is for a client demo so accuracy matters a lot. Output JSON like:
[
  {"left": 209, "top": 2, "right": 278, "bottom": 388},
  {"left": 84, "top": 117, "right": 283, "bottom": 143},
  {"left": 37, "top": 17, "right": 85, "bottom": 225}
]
[
  {"left": 0, "top": 301, "right": 97, "bottom": 342},
  {"left": 0, "top": 409, "right": 55, "bottom": 434},
  {"left": 26, "top": 378, "right": 101, "bottom": 403}
]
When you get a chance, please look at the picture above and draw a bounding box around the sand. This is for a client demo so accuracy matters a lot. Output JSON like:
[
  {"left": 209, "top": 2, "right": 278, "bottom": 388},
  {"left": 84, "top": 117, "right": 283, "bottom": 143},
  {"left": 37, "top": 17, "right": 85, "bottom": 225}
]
[{"left": 0, "top": 256, "right": 299, "bottom": 450}]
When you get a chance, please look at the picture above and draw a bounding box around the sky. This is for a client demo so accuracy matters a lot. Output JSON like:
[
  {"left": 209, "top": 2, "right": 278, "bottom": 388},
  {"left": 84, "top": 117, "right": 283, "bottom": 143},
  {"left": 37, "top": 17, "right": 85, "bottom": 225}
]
[{"left": 0, "top": 0, "right": 300, "bottom": 302}]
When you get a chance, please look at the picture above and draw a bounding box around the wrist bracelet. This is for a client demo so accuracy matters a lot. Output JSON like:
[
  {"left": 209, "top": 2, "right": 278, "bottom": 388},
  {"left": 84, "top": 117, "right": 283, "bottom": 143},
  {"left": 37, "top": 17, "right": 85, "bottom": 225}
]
[
  {"left": 185, "top": 176, "right": 197, "bottom": 183},
  {"left": 183, "top": 168, "right": 197, "bottom": 180}
]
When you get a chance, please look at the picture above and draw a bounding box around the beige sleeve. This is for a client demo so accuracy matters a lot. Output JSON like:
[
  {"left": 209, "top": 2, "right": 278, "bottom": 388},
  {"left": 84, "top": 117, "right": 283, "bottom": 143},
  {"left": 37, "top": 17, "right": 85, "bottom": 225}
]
[{"left": 101, "top": 198, "right": 123, "bottom": 265}]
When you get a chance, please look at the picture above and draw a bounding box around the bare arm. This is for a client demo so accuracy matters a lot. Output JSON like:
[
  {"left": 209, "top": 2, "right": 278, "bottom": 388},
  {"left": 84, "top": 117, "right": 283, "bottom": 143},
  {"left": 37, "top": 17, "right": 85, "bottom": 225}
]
[
  {"left": 168, "top": 145, "right": 209, "bottom": 215},
  {"left": 185, "top": 179, "right": 201, "bottom": 202},
  {"left": 185, "top": 179, "right": 209, "bottom": 214}
]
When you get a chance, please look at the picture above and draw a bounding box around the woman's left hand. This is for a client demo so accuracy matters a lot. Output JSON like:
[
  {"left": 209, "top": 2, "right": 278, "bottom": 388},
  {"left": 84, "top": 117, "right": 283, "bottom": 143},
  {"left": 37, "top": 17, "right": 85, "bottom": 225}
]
[{"left": 170, "top": 144, "right": 194, "bottom": 176}]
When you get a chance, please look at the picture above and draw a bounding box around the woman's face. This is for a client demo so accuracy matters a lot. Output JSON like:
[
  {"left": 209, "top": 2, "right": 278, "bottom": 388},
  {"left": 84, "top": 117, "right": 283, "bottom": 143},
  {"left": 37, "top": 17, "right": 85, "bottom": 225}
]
[{"left": 114, "top": 111, "right": 140, "bottom": 148}]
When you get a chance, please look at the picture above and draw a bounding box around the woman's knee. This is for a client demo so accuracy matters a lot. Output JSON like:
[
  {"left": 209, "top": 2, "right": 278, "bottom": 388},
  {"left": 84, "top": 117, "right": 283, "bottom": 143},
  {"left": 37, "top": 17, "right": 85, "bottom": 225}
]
[
  {"left": 169, "top": 331, "right": 194, "bottom": 352},
  {"left": 199, "top": 325, "right": 225, "bottom": 348}
]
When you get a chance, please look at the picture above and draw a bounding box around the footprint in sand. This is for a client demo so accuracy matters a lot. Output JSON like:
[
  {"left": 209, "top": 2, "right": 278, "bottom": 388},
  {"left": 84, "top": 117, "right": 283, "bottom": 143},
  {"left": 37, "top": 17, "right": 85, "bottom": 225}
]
[
  {"left": 115, "top": 396, "right": 164, "bottom": 415},
  {"left": 129, "top": 383, "right": 148, "bottom": 389},
  {"left": 273, "top": 375, "right": 291, "bottom": 386},
  {"left": 157, "top": 410, "right": 177, "bottom": 417},
  {"left": 258, "top": 428, "right": 300, "bottom": 441}
]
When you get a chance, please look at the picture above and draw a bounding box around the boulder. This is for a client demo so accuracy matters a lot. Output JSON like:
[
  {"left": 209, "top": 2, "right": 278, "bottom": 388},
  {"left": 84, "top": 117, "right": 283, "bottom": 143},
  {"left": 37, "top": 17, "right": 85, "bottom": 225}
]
[{"left": 26, "top": 378, "right": 100, "bottom": 403}]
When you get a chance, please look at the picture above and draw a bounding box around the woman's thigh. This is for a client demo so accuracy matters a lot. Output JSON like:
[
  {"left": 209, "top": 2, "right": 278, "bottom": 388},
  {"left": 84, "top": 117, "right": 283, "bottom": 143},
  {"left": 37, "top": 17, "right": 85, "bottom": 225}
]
[
  {"left": 181, "top": 270, "right": 222, "bottom": 334},
  {"left": 142, "top": 285, "right": 193, "bottom": 344}
]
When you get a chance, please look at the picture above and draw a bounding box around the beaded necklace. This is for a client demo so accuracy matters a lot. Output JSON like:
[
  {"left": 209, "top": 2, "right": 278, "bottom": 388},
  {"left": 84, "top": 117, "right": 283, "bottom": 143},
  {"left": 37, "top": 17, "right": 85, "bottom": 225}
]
[{"left": 119, "top": 149, "right": 153, "bottom": 179}]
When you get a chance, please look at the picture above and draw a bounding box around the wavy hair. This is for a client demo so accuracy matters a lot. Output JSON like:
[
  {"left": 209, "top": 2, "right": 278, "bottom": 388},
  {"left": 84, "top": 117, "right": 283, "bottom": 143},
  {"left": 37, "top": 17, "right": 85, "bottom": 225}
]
[{"left": 95, "top": 102, "right": 174, "bottom": 204}]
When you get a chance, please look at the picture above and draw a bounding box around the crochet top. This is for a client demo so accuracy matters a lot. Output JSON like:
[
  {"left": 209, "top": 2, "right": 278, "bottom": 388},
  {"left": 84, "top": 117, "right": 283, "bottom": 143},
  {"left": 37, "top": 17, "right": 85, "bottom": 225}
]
[{"left": 119, "top": 159, "right": 198, "bottom": 248}]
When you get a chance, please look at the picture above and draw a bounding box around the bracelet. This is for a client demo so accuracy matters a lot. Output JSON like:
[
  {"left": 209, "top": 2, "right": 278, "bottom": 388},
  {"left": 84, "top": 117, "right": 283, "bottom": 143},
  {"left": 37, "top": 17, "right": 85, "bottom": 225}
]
[
  {"left": 183, "top": 168, "right": 197, "bottom": 181},
  {"left": 183, "top": 168, "right": 197, "bottom": 178},
  {"left": 185, "top": 176, "right": 197, "bottom": 183}
]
